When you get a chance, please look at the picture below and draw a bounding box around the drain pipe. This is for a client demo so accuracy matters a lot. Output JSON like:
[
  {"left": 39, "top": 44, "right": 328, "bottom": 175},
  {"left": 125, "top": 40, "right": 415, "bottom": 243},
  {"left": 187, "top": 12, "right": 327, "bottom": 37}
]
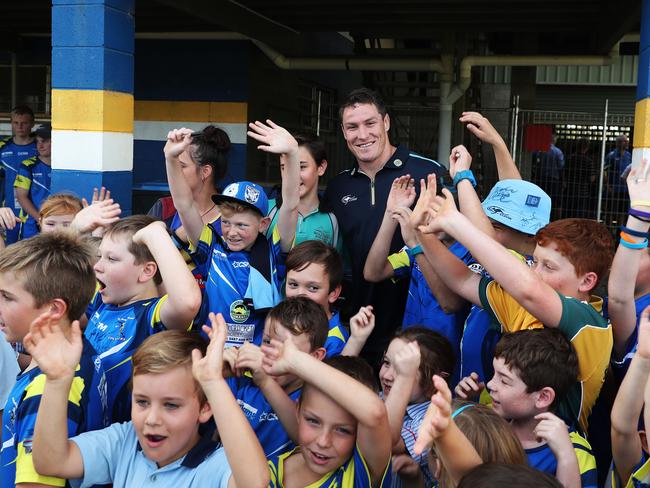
[{"left": 252, "top": 40, "right": 445, "bottom": 72}]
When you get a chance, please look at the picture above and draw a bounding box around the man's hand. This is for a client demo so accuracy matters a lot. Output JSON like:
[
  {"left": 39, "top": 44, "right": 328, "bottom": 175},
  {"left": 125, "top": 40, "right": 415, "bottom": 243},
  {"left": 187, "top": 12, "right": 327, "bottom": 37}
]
[
  {"left": 387, "top": 175, "right": 416, "bottom": 214},
  {"left": 459, "top": 112, "right": 502, "bottom": 146},
  {"left": 192, "top": 312, "right": 228, "bottom": 386},
  {"left": 448, "top": 145, "right": 472, "bottom": 180},
  {"left": 454, "top": 372, "right": 485, "bottom": 401},
  {"left": 410, "top": 174, "right": 438, "bottom": 229},
  {"left": 392, "top": 207, "right": 417, "bottom": 248},
  {"left": 23, "top": 313, "right": 82, "bottom": 381},
  {"left": 164, "top": 128, "right": 194, "bottom": 160},
  {"left": 418, "top": 188, "right": 458, "bottom": 235},
  {"left": 247, "top": 120, "right": 299, "bottom": 156}
]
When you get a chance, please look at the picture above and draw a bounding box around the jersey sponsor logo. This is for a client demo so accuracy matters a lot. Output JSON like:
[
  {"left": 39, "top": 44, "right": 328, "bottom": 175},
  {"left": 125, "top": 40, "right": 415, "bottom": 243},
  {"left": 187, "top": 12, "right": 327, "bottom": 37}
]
[
  {"left": 230, "top": 300, "right": 251, "bottom": 323},
  {"left": 22, "top": 438, "right": 33, "bottom": 454},
  {"left": 259, "top": 412, "right": 279, "bottom": 422},
  {"left": 341, "top": 194, "right": 357, "bottom": 205},
  {"left": 232, "top": 261, "right": 250, "bottom": 268},
  {"left": 96, "top": 322, "right": 108, "bottom": 332}
]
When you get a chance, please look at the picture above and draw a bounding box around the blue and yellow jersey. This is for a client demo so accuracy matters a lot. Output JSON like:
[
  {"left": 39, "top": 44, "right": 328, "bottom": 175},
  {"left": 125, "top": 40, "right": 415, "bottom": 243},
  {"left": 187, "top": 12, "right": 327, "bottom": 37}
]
[
  {"left": 479, "top": 277, "right": 612, "bottom": 432},
  {"left": 266, "top": 198, "right": 342, "bottom": 252},
  {"left": 0, "top": 341, "right": 107, "bottom": 487},
  {"left": 190, "top": 223, "right": 282, "bottom": 348},
  {"left": 325, "top": 311, "right": 349, "bottom": 358},
  {"left": 613, "top": 452, "right": 650, "bottom": 487},
  {"left": 610, "top": 293, "right": 650, "bottom": 382},
  {"left": 227, "top": 376, "right": 301, "bottom": 457},
  {"left": 526, "top": 430, "right": 597, "bottom": 488},
  {"left": 0, "top": 137, "right": 36, "bottom": 243},
  {"left": 170, "top": 211, "right": 222, "bottom": 294},
  {"left": 84, "top": 293, "right": 167, "bottom": 423},
  {"left": 14, "top": 155, "right": 52, "bottom": 238},
  {"left": 388, "top": 241, "right": 473, "bottom": 383},
  {"left": 268, "top": 445, "right": 391, "bottom": 488}
]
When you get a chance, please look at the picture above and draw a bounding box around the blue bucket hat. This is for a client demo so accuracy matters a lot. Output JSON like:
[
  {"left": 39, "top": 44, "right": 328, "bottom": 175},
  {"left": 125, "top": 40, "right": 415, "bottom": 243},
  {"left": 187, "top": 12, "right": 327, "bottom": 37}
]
[
  {"left": 481, "top": 179, "right": 551, "bottom": 235},
  {"left": 212, "top": 181, "right": 269, "bottom": 216}
]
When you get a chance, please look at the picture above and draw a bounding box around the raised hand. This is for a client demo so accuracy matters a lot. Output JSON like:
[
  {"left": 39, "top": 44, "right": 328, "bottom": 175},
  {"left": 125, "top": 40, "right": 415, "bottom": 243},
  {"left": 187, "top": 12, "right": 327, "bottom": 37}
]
[
  {"left": 533, "top": 412, "right": 574, "bottom": 457},
  {"left": 410, "top": 173, "right": 438, "bottom": 229},
  {"left": 454, "top": 372, "right": 485, "bottom": 401},
  {"left": 191, "top": 312, "right": 228, "bottom": 386},
  {"left": 132, "top": 220, "right": 168, "bottom": 244},
  {"left": 0, "top": 207, "right": 21, "bottom": 230},
  {"left": 164, "top": 128, "right": 194, "bottom": 160},
  {"left": 71, "top": 199, "right": 121, "bottom": 234},
  {"left": 349, "top": 305, "right": 376, "bottom": 342},
  {"left": 261, "top": 336, "right": 299, "bottom": 377},
  {"left": 413, "top": 375, "right": 453, "bottom": 455},
  {"left": 23, "top": 312, "right": 83, "bottom": 381},
  {"left": 459, "top": 112, "right": 502, "bottom": 146},
  {"left": 236, "top": 342, "right": 268, "bottom": 384},
  {"left": 418, "top": 188, "right": 458, "bottom": 235},
  {"left": 448, "top": 145, "right": 472, "bottom": 180},
  {"left": 393, "top": 341, "right": 421, "bottom": 379},
  {"left": 386, "top": 175, "right": 416, "bottom": 214},
  {"left": 392, "top": 206, "right": 417, "bottom": 248},
  {"left": 82, "top": 187, "right": 111, "bottom": 207},
  {"left": 247, "top": 120, "right": 299, "bottom": 156},
  {"left": 222, "top": 346, "right": 240, "bottom": 377}
]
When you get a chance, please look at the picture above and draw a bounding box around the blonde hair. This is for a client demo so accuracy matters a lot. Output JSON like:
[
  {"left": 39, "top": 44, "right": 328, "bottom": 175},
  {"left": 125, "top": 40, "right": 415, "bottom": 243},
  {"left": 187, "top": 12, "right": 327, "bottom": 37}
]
[
  {"left": 219, "top": 201, "right": 261, "bottom": 218},
  {"left": 39, "top": 193, "right": 83, "bottom": 220},
  {"left": 433, "top": 401, "right": 526, "bottom": 487},
  {"left": 132, "top": 330, "right": 208, "bottom": 405},
  {"left": 0, "top": 232, "right": 95, "bottom": 321}
]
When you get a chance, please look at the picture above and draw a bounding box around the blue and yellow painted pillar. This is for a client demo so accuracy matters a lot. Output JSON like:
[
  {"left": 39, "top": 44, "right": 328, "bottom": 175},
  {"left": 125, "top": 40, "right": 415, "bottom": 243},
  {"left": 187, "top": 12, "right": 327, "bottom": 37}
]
[
  {"left": 635, "top": 0, "right": 650, "bottom": 169},
  {"left": 51, "top": 0, "right": 134, "bottom": 214}
]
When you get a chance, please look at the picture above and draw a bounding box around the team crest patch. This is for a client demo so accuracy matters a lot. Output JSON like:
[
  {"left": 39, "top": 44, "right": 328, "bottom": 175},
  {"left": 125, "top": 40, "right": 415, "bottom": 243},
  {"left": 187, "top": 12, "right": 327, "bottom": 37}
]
[
  {"left": 244, "top": 185, "right": 260, "bottom": 204},
  {"left": 230, "top": 300, "right": 250, "bottom": 323},
  {"left": 525, "top": 195, "right": 540, "bottom": 207}
]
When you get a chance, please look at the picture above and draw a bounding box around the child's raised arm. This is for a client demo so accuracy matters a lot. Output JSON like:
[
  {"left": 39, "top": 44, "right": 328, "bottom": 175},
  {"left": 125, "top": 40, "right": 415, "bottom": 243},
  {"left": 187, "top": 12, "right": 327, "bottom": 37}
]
[
  {"left": 419, "top": 187, "right": 564, "bottom": 327},
  {"left": 611, "top": 306, "right": 650, "bottom": 484},
  {"left": 364, "top": 175, "right": 415, "bottom": 282},
  {"left": 341, "top": 305, "right": 376, "bottom": 356},
  {"left": 70, "top": 198, "right": 121, "bottom": 235},
  {"left": 29, "top": 313, "right": 85, "bottom": 480},
  {"left": 133, "top": 221, "right": 201, "bottom": 330},
  {"left": 534, "top": 412, "right": 580, "bottom": 488},
  {"left": 164, "top": 128, "right": 205, "bottom": 245},
  {"left": 384, "top": 341, "right": 421, "bottom": 450},
  {"left": 459, "top": 111, "right": 521, "bottom": 180},
  {"left": 414, "top": 376, "right": 482, "bottom": 485},
  {"left": 608, "top": 161, "right": 650, "bottom": 356},
  {"left": 193, "top": 313, "right": 270, "bottom": 488},
  {"left": 247, "top": 120, "right": 299, "bottom": 252},
  {"left": 262, "top": 335, "right": 392, "bottom": 485},
  {"left": 449, "top": 145, "right": 495, "bottom": 238}
]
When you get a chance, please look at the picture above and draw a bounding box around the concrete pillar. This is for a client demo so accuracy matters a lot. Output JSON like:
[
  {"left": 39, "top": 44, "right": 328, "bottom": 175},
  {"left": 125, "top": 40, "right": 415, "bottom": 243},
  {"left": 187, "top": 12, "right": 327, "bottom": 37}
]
[
  {"left": 51, "top": 0, "right": 134, "bottom": 214},
  {"left": 634, "top": 0, "right": 650, "bottom": 168}
]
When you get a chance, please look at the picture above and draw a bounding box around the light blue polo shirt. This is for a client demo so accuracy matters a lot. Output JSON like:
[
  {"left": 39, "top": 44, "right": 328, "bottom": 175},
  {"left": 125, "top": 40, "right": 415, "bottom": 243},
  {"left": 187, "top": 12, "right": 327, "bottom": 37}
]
[{"left": 69, "top": 421, "right": 232, "bottom": 488}]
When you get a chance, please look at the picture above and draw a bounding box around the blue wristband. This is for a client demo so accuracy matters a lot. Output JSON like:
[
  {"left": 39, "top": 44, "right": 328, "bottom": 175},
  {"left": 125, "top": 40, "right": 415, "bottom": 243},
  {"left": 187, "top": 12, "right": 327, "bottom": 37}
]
[
  {"left": 620, "top": 237, "right": 649, "bottom": 249},
  {"left": 408, "top": 244, "right": 424, "bottom": 257},
  {"left": 453, "top": 170, "right": 477, "bottom": 187}
]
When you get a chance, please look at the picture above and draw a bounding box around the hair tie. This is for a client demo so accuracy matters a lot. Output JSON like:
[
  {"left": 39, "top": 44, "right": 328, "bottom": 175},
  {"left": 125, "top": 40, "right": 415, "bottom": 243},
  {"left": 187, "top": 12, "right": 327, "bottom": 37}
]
[{"left": 451, "top": 403, "right": 475, "bottom": 419}]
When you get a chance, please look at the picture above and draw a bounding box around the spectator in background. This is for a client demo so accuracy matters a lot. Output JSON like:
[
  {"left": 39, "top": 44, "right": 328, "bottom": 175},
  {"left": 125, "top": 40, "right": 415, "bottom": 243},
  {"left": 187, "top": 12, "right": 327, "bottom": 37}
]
[
  {"left": 563, "top": 138, "right": 597, "bottom": 219},
  {"left": 605, "top": 134, "right": 633, "bottom": 218},
  {"left": 532, "top": 131, "right": 564, "bottom": 219},
  {"left": 0, "top": 106, "right": 36, "bottom": 244}
]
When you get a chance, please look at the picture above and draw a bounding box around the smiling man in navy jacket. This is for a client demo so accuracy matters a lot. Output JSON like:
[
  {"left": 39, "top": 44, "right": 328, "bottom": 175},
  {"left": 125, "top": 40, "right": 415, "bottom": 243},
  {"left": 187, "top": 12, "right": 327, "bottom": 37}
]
[{"left": 323, "top": 87, "right": 444, "bottom": 368}]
